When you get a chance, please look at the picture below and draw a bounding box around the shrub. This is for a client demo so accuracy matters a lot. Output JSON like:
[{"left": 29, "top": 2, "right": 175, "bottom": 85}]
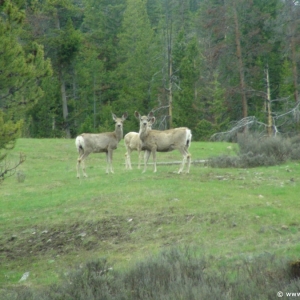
[
  {"left": 2, "top": 247, "right": 300, "bottom": 300},
  {"left": 237, "top": 134, "right": 291, "bottom": 163},
  {"left": 208, "top": 133, "right": 300, "bottom": 168},
  {"left": 290, "top": 135, "right": 300, "bottom": 160}
]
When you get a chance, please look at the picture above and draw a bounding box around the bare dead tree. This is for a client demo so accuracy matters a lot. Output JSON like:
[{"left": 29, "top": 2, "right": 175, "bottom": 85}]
[
  {"left": 145, "top": 106, "right": 170, "bottom": 130},
  {"left": 211, "top": 97, "right": 300, "bottom": 141}
]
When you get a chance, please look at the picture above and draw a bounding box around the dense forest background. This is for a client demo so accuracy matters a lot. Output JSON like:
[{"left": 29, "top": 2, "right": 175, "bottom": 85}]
[{"left": 1, "top": 0, "right": 300, "bottom": 141}]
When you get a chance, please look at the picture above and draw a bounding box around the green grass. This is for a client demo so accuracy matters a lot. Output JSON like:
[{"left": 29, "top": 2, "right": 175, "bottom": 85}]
[{"left": 1, "top": 138, "right": 300, "bottom": 287}]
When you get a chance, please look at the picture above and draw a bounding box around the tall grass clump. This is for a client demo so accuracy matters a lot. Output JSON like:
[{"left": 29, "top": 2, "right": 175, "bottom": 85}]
[
  {"left": 208, "top": 133, "right": 300, "bottom": 168},
  {"left": 2, "top": 247, "right": 300, "bottom": 300}
]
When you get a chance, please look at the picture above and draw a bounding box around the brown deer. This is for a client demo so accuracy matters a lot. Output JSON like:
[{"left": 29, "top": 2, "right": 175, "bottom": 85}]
[
  {"left": 124, "top": 132, "right": 143, "bottom": 170},
  {"left": 75, "top": 112, "right": 128, "bottom": 178},
  {"left": 124, "top": 118, "right": 154, "bottom": 170},
  {"left": 134, "top": 111, "right": 192, "bottom": 173}
]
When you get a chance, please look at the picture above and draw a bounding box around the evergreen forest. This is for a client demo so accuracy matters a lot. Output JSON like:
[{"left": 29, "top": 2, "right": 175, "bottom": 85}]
[{"left": 1, "top": 0, "right": 300, "bottom": 141}]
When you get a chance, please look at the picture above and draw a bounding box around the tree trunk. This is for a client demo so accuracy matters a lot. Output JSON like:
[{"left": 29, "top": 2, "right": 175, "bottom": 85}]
[
  {"left": 167, "top": 17, "right": 173, "bottom": 129},
  {"left": 265, "top": 65, "right": 273, "bottom": 137},
  {"left": 93, "top": 75, "right": 96, "bottom": 130},
  {"left": 55, "top": 12, "right": 71, "bottom": 138},
  {"left": 291, "top": 39, "right": 298, "bottom": 103},
  {"left": 288, "top": 0, "right": 299, "bottom": 103},
  {"left": 233, "top": 1, "right": 247, "bottom": 118},
  {"left": 59, "top": 68, "right": 71, "bottom": 138},
  {"left": 168, "top": 55, "right": 173, "bottom": 129}
]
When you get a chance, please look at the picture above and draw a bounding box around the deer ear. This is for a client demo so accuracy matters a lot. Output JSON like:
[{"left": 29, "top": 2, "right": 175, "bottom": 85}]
[
  {"left": 112, "top": 113, "right": 117, "bottom": 121},
  {"left": 134, "top": 111, "right": 140, "bottom": 119},
  {"left": 148, "top": 111, "right": 154, "bottom": 118},
  {"left": 150, "top": 117, "right": 156, "bottom": 125},
  {"left": 122, "top": 112, "right": 128, "bottom": 120}
]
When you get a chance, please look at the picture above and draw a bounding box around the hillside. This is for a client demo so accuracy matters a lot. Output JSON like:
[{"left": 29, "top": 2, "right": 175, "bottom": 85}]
[{"left": 1, "top": 138, "right": 300, "bottom": 287}]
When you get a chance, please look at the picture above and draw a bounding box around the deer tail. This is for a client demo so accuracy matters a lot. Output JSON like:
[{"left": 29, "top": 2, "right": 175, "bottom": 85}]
[
  {"left": 75, "top": 135, "right": 85, "bottom": 152},
  {"left": 186, "top": 129, "right": 192, "bottom": 148}
]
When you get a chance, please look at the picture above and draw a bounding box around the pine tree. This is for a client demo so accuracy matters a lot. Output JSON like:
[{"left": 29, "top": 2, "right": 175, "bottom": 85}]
[
  {"left": 26, "top": 0, "right": 82, "bottom": 138},
  {"left": 115, "top": 0, "right": 160, "bottom": 129},
  {"left": 173, "top": 35, "right": 201, "bottom": 133},
  {"left": 155, "top": 0, "right": 194, "bottom": 128},
  {"left": 74, "top": 0, "right": 126, "bottom": 134},
  {"left": 0, "top": 0, "right": 52, "bottom": 123},
  {"left": 197, "top": 0, "right": 284, "bottom": 124}
]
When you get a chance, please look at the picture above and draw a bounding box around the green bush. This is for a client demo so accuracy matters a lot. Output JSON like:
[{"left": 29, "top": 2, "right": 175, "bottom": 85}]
[
  {"left": 237, "top": 134, "right": 291, "bottom": 163},
  {"left": 2, "top": 247, "right": 300, "bottom": 300},
  {"left": 290, "top": 135, "right": 300, "bottom": 160},
  {"left": 208, "top": 133, "right": 300, "bottom": 168}
]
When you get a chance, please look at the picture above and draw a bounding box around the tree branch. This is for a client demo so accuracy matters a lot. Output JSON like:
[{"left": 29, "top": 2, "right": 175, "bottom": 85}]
[{"left": 0, "top": 153, "right": 26, "bottom": 183}]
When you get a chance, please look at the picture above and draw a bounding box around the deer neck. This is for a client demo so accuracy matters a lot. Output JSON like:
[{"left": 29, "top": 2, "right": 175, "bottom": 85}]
[
  {"left": 115, "top": 126, "right": 123, "bottom": 142},
  {"left": 139, "top": 127, "right": 150, "bottom": 141}
]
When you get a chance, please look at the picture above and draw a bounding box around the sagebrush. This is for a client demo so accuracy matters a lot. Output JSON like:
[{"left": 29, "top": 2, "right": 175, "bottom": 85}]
[
  {"left": 208, "top": 134, "right": 300, "bottom": 168},
  {"left": 2, "top": 247, "right": 300, "bottom": 300}
]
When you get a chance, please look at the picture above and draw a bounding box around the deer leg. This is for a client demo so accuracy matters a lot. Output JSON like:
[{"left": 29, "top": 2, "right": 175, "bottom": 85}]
[
  {"left": 125, "top": 152, "right": 128, "bottom": 169},
  {"left": 81, "top": 158, "right": 88, "bottom": 177},
  {"left": 152, "top": 150, "right": 157, "bottom": 173},
  {"left": 76, "top": 158, "right": 81, "bottom": 178},
  {"left": 178, "top": 156, "right": 186, "bottom": 174},
  {"left": 110, "top": 151, "right": 114, "bottom": 173},
  {"left": 183, "top": 145, "right": 192, "bottom": 173},
  {"left": 125, "top": 147, "right": 132, "bottom": 170},
  {"left": 178, "top": 148, "right": 189, "bottom": 174},
  {"left": 186, "top": 153, "right": 191, "bottom": 173},
  {"left": 127, "top": 148, "right": 132, "bottom": 170},
  {"left": 105, "top": 152, "right": 109, "bottom": 174},
  {"left": 76, "top": 149, "right": 83, "bottom": 178},
  {"left": 178, "top": 148, "right": 192, "bottom": 174},
  {"left": 106, "top": 150, "right": 114, "bottom": 174},
  {"left": 143, "top": 150, "right": 151, "bottom": 173},
  {"left": 137, "top": 148, "right": 142, "bottom": 169},
  {"left": 77, "top": 151, "right": 89, "bottom": 178}
]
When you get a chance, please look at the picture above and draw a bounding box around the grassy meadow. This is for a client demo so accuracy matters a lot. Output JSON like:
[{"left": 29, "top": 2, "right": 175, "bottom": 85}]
[{"left": 1, "top": 138, "right": 300, "bottom": 288}]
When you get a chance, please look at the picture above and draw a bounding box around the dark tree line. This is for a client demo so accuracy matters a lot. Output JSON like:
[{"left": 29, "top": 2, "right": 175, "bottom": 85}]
[{"left": 1, "top": 0, "right": 300, "bottom": 141}]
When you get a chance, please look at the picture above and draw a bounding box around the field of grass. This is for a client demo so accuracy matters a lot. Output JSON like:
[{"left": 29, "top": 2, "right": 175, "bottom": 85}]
[{"left": 0, "top": 138, "right": 300, "bottom": 288}]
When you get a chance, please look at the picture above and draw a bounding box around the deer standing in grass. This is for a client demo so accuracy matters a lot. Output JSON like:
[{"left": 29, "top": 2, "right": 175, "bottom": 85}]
[
  {"left": 135, "top": 111, "right": 192, "bottom": 173},
  {"left": 75, "top": 112, "right": 128, "bottom": 178},
  {"left": 124, "top": 119, "right": 154, "bottom": 170}
]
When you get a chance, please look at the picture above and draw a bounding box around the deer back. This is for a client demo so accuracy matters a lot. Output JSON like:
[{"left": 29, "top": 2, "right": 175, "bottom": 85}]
[
  {"left": 142, "top": 127, "right": 191, "bottom": 152},
  {"left": 80, "top": 132, "right": 118, "bottom": 153},
  {"left": 124, "top": 132, "right": 141, "bottom": 150}
]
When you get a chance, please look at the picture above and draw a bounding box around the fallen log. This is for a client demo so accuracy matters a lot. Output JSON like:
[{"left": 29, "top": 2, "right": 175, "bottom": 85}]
[{"left": 124, "top": 159, "right": 207, "bottom": 166}]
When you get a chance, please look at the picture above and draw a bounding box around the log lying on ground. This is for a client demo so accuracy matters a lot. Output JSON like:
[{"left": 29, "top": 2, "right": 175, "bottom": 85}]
[{"left": 124, "top": 159, "right": 206, "bottom": 166}]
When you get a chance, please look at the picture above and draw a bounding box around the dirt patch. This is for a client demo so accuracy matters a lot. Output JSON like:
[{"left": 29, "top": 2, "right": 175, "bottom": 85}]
[
  {"left": 0, "top": 212, "right": 231, "bottom": 261},
  {"left": 0, "top": 216, "right": 132, "bottom": 260}
]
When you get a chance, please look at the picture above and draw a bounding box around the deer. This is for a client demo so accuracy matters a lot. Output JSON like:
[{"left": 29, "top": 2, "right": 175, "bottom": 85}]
[
  {"left": 75, "top": 112, "right": 128, "bottom": 178},
  {"left": 124, "top": 118, "right": 154, "bottom": 170},
  {"left": 134, "top": 111, "right": 192, "bottom": 174},
  {"left": 124, "top": 132, "right": 143, "bottom": 170}
]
